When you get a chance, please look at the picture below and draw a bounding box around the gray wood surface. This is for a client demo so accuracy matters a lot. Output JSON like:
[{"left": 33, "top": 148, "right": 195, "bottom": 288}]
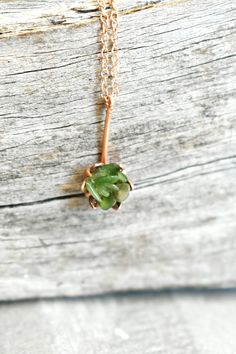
[
  {"left": 1, "top": 291, "right": 236, "bottom": 354},
  {"left": 0, "top": 0, "right": 236, "bottom": 300}
]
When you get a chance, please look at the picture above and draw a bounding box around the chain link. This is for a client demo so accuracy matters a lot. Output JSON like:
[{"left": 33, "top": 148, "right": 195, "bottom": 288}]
[{"left": 97, "top": 0, "right": 119, "bottom": 98}]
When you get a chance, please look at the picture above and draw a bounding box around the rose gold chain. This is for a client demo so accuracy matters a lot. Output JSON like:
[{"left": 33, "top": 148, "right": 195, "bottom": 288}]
[
  {"left": 97, "top": 0, "right": 119, "bottom": 164},
  {"left": 97, "top": 0, "right": 119, "bottom": 98}
]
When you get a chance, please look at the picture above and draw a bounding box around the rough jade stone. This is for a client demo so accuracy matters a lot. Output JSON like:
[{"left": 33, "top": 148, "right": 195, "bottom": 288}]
[
  {"left": 100, "top": 195, "right": 117, "bottom": 210},
  {"left": 115, "top": 183, "right": 130, "bottom": 202},
  {"left": 97, "top": 163, "right": 120, "bottom": 175},
  {"left": 85, "top": 163, "right": 130, "bottom": 210}
]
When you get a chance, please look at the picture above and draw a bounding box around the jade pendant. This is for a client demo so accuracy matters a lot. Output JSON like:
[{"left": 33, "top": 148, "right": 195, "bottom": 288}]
[{"left": 81, "top": 163, "right": 132, "bottom": 210}]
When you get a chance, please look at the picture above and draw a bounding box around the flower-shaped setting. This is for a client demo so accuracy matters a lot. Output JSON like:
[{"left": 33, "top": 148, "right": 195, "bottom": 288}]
[{"left": 81, "top": 163, "right": 132, "bottom": 210}]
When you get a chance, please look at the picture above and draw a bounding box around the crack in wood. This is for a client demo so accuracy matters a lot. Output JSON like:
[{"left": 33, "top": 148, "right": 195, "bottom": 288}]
[
  {"left": 1, "top": 155, "right": 235, "bottom": 209},
  {"left": 0, "top": 0, "right": 189, "bottom": 39},
  {"left": 0, "top": 193, "right": 82, "bottom": 210}
]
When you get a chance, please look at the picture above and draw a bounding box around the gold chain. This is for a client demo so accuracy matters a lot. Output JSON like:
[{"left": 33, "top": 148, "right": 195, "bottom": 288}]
[
  {"left": 96, "top": 0, "right": 119, "bottom": 164},
  {"left": 97, "top": 0, "right": 119, "bottom": 99}
]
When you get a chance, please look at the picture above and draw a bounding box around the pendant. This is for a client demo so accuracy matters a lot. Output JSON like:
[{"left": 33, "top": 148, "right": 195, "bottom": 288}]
[
  {"left": 81, "top": 162, "right": 132, "bottom": 210},
  {"left": 82, "top": 2, "right": 129, "bottom": 210},
  {"left": 81, "top": 96, "right": 132, "bottom": 210}
]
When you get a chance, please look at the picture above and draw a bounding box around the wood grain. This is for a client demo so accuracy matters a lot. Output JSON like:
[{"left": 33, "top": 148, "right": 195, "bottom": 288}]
[
  {"left": 0, "top": 0, "right": 236, "bottom": 300},
  {"left": 1, "top": 291, "right": 236, "bottom": 353}
]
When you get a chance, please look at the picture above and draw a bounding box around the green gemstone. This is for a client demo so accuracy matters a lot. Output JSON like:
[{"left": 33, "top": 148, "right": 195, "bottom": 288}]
[
  {"left": 94, "top": 175, "right": 120, "bottom": 185},
  {"left": 85, "top": 163, "right": 131, "bottom": 210},
  {"left": 115, "top": 183, "right": 130, "bottom": 202},
  {"left": 117, "top": 171, "right": 128, "bottom": 183},
  {"left": 85, "top": 179, "right": 102, "bottom": 203},
  {"left": 96, "top": 185, "right": 110, "bottom": 197},
  {"left": 100, "top": 195, "right": 117, "bottom": 210},
  {"left": 106, "top": 183, "right": 119, "bottom": 192},
  {"left": 92, "top": 169, "right": 107, "bottom": 178},
  {"left": 97, "top": 163, "right": 120, "bottom": 175}
]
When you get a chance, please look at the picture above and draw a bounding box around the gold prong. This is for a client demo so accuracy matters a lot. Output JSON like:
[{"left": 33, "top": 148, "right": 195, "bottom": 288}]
[
  {"left": 89, "top": 196, "right": 98, "bottom": 209},
  {"left": 128, "top": 179, "right": 133, "bottom": 191},
  {"left": 85, "top": 167, "right": 92, "bottom": 177},
  {"left": 81, "top": 180, "right": 86, "bottom": 193},
  {"left": 112, "top": 202, "right": 121, "bottom": 210}
]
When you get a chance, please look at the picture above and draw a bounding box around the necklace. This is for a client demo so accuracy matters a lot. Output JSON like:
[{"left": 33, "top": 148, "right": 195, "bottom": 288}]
[{"left": 81, "top": 0, "right": 132, "bottom": 211}]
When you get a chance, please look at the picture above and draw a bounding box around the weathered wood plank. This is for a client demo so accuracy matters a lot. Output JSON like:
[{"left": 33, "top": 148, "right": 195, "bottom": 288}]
[
  {"left": 0, "top": 0, "right": 179, "bottom": 38},
  {"left": 1, "top": 291, "right": 236, "bottom": 353},
  {"left": 0, "top": 0, "right": 236, "bottom": 300}
]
